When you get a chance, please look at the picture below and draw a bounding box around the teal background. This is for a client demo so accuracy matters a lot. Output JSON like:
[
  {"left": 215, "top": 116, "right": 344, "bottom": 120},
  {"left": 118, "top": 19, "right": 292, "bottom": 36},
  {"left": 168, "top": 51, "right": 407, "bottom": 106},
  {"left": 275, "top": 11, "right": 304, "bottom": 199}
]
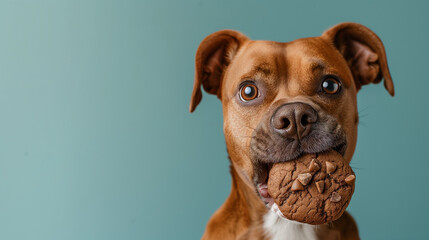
[{"left": 0, "top": 0, "right": 427, "bottom": 239}]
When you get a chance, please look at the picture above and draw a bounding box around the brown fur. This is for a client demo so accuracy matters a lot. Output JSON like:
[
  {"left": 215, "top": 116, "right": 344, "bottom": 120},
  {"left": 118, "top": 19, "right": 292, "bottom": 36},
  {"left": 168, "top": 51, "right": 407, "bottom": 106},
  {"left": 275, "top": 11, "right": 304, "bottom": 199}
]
[{"left": 191, "top": 22, "right": 394, "bottom": 239}]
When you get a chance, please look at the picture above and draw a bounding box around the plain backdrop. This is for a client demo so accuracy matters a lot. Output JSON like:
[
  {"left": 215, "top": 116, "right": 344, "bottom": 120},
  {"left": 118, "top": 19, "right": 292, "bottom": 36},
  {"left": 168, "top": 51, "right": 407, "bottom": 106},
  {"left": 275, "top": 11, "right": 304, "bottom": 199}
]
[{"left": 0, "top": 0, "right": 428, "bottom": 239}]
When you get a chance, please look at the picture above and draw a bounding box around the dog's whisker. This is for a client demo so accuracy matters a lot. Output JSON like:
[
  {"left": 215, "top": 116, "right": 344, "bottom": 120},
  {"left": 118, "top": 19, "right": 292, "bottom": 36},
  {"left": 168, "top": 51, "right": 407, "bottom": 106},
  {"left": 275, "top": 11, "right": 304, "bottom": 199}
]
[
  {"left": 358, "top": 121, "right": 368, "bottom": 127},
  {"left": 358, "top": 105, "right": 371, "bottom": 114},
  {"left": 358, "top": 113, "right": 371, "bottom": 119}
]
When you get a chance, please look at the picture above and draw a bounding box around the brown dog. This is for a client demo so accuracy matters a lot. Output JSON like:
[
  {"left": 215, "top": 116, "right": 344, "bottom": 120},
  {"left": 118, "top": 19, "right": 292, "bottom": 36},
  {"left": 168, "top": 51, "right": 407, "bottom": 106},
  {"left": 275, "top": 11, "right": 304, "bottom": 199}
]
[{"left": 190, "top": 22, "right": 394, "bottom": 240}]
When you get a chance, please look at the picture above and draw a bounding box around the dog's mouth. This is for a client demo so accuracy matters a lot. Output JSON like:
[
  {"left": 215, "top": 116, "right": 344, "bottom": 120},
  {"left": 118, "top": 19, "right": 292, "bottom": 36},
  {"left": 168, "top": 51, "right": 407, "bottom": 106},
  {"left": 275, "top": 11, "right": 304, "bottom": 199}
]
[
  {"left": 248, "top": 106, "right": 349, "bottom": 209},
  {"left": 255, "top": 141, "right": 347, "bottom": 207}
]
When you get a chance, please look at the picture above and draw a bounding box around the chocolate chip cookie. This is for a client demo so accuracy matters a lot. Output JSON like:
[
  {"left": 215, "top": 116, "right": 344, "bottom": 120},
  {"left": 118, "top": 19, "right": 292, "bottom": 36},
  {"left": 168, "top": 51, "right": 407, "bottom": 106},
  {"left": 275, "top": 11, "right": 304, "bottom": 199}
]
[{"left": 267, "top": 150, "right": 355, "bottom": 225}]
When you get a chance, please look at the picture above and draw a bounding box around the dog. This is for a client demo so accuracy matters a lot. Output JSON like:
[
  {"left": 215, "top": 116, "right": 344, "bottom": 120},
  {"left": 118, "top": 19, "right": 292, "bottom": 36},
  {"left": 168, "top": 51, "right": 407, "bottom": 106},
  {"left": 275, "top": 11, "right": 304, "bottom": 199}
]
[{"left": 190, "top": 22, "right": 394, "bottom": 240}]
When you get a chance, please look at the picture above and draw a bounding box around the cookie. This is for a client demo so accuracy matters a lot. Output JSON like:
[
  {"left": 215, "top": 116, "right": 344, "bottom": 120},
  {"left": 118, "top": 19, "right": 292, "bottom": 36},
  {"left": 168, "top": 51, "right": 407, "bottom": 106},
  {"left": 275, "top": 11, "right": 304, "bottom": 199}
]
[{"left": 267, "top": 150, "right": 355, "bottom": 225}]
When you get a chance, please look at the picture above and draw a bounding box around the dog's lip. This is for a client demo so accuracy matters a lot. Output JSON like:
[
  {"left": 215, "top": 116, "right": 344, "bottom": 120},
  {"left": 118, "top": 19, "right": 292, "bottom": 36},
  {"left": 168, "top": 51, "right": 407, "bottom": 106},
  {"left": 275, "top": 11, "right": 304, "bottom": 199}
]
[
  {"left": 257, "top": 182, "right": 274, "bottom": 206},
  {"left": 332, "top": 141, "right": 347, "bottom": 157}
]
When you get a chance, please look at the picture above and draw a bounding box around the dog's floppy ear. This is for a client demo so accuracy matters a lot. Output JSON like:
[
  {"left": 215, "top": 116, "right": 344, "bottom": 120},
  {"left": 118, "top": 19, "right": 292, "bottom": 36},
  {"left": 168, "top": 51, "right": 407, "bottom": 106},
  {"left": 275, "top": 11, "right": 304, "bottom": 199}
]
[
  {"left": 322, "top": 22, "right": 394, "bottom": 96},
  {"left": 189, "top": 30, "right": 248, "bottom": 112}
]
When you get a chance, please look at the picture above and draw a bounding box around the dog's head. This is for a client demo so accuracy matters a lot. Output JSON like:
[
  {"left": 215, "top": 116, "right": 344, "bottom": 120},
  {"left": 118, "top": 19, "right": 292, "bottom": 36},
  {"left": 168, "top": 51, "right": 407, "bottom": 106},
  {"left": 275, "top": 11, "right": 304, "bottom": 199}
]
[{"left": 190, "top": 23, "right": 394, "bottom": 205}]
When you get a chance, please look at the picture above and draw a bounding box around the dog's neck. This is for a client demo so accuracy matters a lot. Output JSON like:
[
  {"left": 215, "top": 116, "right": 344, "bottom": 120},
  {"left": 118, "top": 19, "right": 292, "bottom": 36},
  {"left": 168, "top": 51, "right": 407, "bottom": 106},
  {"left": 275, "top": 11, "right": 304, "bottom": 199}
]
[{"left": 263, "top": 207, "right": 319, "bottom": 240}]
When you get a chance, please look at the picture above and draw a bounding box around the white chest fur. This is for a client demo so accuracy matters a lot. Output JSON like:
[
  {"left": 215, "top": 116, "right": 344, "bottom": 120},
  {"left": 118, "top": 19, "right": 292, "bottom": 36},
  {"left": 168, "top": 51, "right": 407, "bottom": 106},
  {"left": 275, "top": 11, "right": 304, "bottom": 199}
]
[{"left": 263, "top": 204, "right": 319, "bottom": 240}]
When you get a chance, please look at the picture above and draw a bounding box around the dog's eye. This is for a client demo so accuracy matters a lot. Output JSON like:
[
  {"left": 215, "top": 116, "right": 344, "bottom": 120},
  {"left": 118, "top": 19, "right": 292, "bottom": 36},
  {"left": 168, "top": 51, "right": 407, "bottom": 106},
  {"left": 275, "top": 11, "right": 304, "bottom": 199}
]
[
  {"left": 321, "top": 78, "right": 341, "bottom": 94},
  {"left": 240, "top": 83, "right": 258, "bottom": 101}
]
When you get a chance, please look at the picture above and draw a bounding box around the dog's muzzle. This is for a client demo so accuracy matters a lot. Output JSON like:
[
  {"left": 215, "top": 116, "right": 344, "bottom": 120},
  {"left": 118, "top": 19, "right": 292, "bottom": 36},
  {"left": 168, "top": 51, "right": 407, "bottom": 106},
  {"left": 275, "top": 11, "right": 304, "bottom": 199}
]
[{"left": 250, "top": 102, "right": 347, "bottom": 193}]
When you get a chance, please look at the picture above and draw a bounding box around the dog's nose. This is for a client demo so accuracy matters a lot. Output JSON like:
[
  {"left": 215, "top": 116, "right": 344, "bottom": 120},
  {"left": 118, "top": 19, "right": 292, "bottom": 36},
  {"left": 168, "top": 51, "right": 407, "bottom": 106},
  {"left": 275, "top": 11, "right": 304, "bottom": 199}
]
[{"left": 271, "top": 103, "right": 318, "bottom": 140}]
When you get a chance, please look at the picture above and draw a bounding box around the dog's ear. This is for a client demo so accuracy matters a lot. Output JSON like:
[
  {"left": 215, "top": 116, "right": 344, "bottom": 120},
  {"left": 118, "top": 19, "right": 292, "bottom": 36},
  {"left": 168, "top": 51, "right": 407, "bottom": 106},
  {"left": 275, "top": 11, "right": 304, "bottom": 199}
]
[
  {"left": 189, "top": 30, "right": 248, "bottom": 112},
  {"left": 322, "top": 22, "right": 394, "bottom": 96}
]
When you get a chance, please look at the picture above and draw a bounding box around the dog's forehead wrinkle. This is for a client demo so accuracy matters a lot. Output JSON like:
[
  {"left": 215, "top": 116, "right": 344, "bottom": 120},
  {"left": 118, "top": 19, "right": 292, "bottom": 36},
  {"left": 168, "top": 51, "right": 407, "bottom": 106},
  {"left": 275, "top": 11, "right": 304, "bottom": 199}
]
[
  {"left": 252, "top": 62, "right": 273, "bottom": 76},
  {"left": 239, "top": 62, "right": 274, "bottom": 81},
  {"left": 227, "top": 45, "right": 283, "bottom": 82},
  {"left": 224, "top": 42, "right": 288, "bottom": 99},
  {"left": 308, "top": 58, "right": 326, "bottom": 73}
]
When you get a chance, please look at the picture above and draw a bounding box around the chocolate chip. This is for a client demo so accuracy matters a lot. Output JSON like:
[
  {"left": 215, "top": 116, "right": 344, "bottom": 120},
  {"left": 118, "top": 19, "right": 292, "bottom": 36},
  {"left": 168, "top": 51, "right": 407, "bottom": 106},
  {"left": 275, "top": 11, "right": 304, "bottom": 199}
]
[
  {"left": 330, "top": 192, "right": 341, "bottom": 203},
  {"left": 297, "top": 173, "right": 312, "bottom": 186},
  {"left": 316, "top": 181, "right": 325, "bottom": 193},
  {"left": 345, "top": 175, "right": 356, "bottom": 185},
  {"left": 309, "top": 159, "right": 320, "bottom": 172},
  {"left": 291, "top": 178, "right": 304, "bottom": 191},
  {"left": 326, "top": 161, "right": 337, "bottom": 174}
]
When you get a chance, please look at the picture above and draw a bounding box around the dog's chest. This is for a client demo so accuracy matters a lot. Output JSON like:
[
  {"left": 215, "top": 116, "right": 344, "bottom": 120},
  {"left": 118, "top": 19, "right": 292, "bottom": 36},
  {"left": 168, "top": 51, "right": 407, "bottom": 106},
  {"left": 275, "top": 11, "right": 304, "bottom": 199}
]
[{"left": 263, "top": 210, "right": 319, "bottom": 240}]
